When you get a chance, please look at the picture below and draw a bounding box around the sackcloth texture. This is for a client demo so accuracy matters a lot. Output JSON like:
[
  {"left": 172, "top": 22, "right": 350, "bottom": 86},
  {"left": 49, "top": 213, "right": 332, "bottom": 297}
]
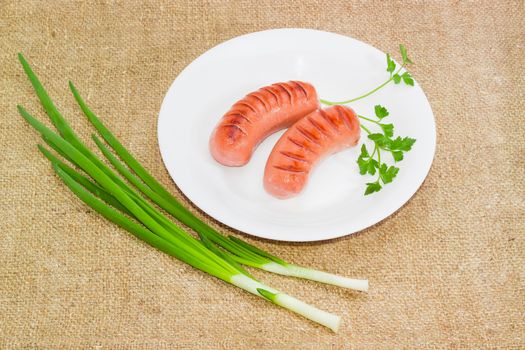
[{"left": 1, "top": 1, "right": 524, "bottom": 349}]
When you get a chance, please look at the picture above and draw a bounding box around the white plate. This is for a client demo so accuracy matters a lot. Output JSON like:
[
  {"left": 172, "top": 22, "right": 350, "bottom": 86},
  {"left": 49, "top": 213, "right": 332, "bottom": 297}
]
[{"left": 158, "top": 29, "right": 436, "bottom": 242}]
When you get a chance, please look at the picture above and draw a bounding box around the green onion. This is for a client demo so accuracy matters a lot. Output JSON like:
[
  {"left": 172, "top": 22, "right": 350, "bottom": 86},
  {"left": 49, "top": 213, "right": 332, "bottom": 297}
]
[
  {"left": 38, "top": 145, "right": 131, "bottom": 215},
  {"left": 20, "top": 104, "right": 342, "bottom": 331},
  {"left": 17, "top": 53, "right": 350, "bottom": 332},
  {"left": 52, "top": 162, "right": 341, "bottom": 330},
  {"left": 69, "top": 80, "right": 368, "bottom": 292}
]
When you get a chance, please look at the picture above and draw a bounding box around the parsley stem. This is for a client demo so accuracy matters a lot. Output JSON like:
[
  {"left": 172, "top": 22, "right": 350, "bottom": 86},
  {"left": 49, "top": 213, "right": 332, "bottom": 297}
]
[
  {"left": 320, "top": 66, "right": 405, "bottom": 106},
  {"left": 360, "top": 124, "right": 372, "bottom": 134},
  {"left": 376, "top": 148, "right": 382, "bottom": 182},
  {"left": 358, "top": 115, "right": 380, "bottom": 125},
  {"left": 370, "top": 145, "right": 377, "bottom": 159}
]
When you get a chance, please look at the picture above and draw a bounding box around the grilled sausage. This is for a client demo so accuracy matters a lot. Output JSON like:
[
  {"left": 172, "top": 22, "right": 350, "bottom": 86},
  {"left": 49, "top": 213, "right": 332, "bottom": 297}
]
[
  {"left": 264, "top": 105, "right": 360, "bottom": 199},
  {"left": 209, "top": 81, "right": 319, "bottom": 166}
]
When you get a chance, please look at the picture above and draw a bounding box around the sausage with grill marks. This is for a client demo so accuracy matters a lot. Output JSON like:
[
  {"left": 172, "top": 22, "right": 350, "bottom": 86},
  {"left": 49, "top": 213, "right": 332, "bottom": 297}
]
[
  {"left": 209, "top": 81, "right": 319, "bottom": 166},
  {"left": 264, "top": 105, "right": 360, "bottom": 199}
]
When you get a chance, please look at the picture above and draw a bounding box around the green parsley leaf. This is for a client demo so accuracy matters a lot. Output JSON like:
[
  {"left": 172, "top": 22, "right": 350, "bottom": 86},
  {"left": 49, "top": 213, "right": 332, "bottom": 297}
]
[
  {"left": 357, "top": 152, "right": 379, "bottom": 175},
  {"left": 392, "top": 151, "right": 404, "bottom": 162},
  {"left": 357, "top": 156, "right": 368, "bottom": 175},
  {"left": 379, "top": 123, "right": 394, "bottom": 137},
  {"left": 378, "top": 163, "right": 387, "bottom": 178},
  {"left": 399, "top": 44, "right": 412, "bottom": 64},
  {"left": 402, "top": 72, "right": 414, "bottom": 86},
  {"left": 365, "top": 182, "right": 382, "bottom": 195},
  {"left": 357, "top": 144, "right": 372, "bottom": 174},
  {"left": 360, "top": 144, "right": 369, "bottom": 158},
  {"left": 368, "top": 133, "right": 385, "bottom": 142},
  {"left": 393, "top": 74, "right": 401, "bottom": 84},
  {"left": 386, "top": 53, "right": 396, "bottom": 74},
  {"left": 367, "top": 159, "right": 379, "bottom": 175},
  {"left": 380, "top": 165, "right": 399, "bottom": 184},
  {"left": 368, "top": 133, "right": 391, "bottom": 148},
  {"left": 374, "top": 105, "right": 389, "bottom": 119},
  {"left": 389, "top": 136, "right": 416, "bottom": 151}
]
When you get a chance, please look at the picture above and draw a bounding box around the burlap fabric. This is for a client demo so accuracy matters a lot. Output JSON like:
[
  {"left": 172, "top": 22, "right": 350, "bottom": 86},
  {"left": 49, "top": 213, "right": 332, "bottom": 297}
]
[{"left": 1, "top": 1, "right": 524, "bottom": 349}]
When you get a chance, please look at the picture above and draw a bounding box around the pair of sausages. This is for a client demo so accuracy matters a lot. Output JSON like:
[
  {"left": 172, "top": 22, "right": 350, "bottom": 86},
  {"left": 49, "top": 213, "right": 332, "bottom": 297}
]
[{"left": 209, "top": 81, "right": 360, "bottom": 199}]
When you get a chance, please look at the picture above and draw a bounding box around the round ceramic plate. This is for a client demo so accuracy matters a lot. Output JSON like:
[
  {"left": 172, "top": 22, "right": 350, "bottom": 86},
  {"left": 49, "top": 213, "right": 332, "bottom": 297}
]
[{"left": 158, "top": 29, "right": 436, "bottom": 242}]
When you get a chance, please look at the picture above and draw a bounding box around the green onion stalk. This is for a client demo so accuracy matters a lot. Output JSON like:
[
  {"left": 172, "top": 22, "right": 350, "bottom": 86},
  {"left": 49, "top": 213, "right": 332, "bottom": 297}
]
[{"left": 17, "top": 53, "right": 367, "bottom": 331}]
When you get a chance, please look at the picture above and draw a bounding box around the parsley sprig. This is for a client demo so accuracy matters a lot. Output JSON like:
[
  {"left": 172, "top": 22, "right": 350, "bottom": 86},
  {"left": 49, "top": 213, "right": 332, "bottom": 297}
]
[
  {"left": 357, "top": 105, "right": 416, "bottom": 195},
  {"left": 319, "top": 44, "right": 417, "bottom": 195},
  {"left": 320, "top": 44, "right": 414, "bottom": 106},
  {"left": 387, "top": 45, "right": 414, "bottom": 86}
]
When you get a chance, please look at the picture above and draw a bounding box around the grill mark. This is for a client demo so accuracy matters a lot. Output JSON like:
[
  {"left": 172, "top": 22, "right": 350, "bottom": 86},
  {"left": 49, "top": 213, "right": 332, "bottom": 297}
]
[
  {"left": 335, "top": 106, "right": 353, "bottom": 131},
  {"left": 273, "top": 165, "right": 306, "bottom": 173},
  {"left": 276, "top": 83, "right": 294, "bottom": 105},
  {"left": 273, "top": 84, "right": 290, "bottom": 105},
  {"left": 289, "top": 81, "right": 306, "bottom": 101},
  {"left": 250, "top": 92, "right": 270, "bottom": 112},
  {"left": 287, "top": 136, "right": 318, "bottom": 155},
  {"left": 280, "top": 151, "right": 309, "bottom": 163},
  {"left": 225, "top": 112, "right": 252, "bottom": 124},
  {"left": 296, "top": 125, "right": 321, "bottom": 146},
  {"left": 319, "top": 109, "right": 340, "bottom": 132},
  {"left": 235, "top": 101, "right": 257, "bottom": 114},
  {"left": 222, "top": 124, "right": 247, "bottom": 136},
  {"left": 339, "top": 106, "right": 357, "bottom": 130},
  {"left": 290, "top": 81, "right": 308, "bottom": 99},
  {"left": 261, "top": 87, "right": 280, "bottom": 106},
  {"left": 286, "top": 136, "right": 319, "bottom": 155},
  {"left": 307, "top": 116, "right": 331, "bottom": 138}
]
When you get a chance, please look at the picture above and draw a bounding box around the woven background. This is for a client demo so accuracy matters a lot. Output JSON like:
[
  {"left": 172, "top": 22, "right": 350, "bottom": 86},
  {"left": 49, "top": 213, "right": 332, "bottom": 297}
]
[{"left": 1, "top": 1, "right": 524, "bottom": 349}]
